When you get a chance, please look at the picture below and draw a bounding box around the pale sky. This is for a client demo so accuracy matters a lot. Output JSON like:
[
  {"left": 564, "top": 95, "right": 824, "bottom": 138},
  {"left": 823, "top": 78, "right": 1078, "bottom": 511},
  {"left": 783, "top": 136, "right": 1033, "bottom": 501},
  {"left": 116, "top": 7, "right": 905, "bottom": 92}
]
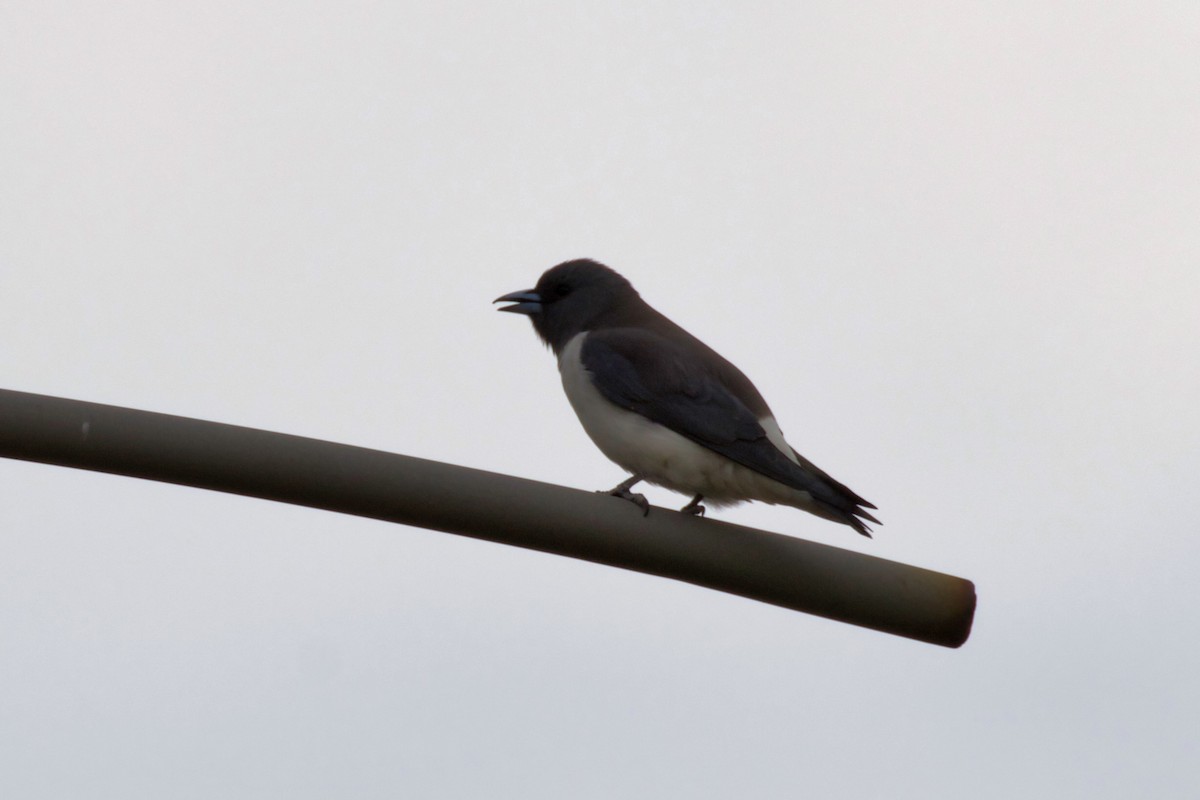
[{"left": 2, "top": 3, "right": 1198, "bottom": 798}]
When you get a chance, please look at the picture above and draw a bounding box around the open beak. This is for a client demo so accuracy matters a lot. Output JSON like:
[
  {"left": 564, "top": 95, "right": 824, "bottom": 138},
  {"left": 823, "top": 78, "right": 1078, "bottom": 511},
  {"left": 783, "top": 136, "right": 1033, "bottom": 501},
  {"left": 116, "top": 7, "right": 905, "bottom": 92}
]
[{"left": 493, "top": 289, "right": 542, "bottom": 315}]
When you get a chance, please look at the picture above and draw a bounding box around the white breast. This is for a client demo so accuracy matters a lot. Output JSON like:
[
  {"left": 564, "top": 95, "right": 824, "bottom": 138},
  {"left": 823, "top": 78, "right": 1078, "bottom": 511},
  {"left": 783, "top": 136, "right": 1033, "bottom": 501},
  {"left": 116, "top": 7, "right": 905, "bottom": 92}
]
[{"left": 557, "top": 332, "right": 823, "bottom": 514}]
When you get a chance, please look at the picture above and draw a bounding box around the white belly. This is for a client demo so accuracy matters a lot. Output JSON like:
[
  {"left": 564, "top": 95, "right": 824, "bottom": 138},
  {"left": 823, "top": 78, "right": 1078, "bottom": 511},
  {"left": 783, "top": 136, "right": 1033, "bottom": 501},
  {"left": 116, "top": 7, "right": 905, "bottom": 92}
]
[{"left": 557, "top": 333, "right": 823, "bottom": 513}]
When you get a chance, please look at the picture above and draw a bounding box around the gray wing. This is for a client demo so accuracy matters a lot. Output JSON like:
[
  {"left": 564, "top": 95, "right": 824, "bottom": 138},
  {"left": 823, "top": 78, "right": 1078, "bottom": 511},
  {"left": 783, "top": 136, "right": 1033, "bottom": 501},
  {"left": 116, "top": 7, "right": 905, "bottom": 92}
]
[{"left": 581, "top": 329, "right": 878, "bottom": 531}]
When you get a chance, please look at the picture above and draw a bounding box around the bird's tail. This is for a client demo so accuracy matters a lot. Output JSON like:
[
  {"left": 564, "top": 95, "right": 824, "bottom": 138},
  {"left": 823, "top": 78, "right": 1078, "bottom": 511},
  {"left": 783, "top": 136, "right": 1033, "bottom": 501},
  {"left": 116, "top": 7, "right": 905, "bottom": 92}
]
[
  {"left": 791, "top": 446, "right": 880, "bottom": 538},
  {"left": 815, "top": 492, "right": 879, "bottom": 538}
]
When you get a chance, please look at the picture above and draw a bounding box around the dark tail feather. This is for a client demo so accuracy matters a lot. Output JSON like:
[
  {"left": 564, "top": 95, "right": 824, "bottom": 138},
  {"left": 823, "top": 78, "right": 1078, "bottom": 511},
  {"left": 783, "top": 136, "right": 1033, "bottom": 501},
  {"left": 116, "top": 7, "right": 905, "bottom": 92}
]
[
  {"left": 845, "top": 506, "right": 879, "bottom": 538},
  {"left": 787, "top": 445, "right": 879, "bottom": 537},
  {"left": 846, "top": 492, "right": 880, "bottom": 537}
]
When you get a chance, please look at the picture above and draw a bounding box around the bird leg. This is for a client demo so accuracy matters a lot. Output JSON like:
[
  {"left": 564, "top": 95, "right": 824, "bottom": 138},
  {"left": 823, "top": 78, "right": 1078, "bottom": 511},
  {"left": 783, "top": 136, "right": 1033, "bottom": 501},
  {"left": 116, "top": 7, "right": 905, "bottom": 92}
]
[
  {"left": 680, "top": 494, "right": 706, "bottom": 516},
  {"left": 599, "top": 474, "right": 649, "bottom": 516}
]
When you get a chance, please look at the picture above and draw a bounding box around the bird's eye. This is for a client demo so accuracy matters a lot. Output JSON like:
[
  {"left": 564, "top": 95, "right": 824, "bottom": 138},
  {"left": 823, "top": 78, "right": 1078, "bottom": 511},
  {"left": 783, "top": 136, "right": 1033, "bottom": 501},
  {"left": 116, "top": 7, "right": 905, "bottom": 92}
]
[{"left": 555, "top": 284, "right": 572, "bottom": 297}]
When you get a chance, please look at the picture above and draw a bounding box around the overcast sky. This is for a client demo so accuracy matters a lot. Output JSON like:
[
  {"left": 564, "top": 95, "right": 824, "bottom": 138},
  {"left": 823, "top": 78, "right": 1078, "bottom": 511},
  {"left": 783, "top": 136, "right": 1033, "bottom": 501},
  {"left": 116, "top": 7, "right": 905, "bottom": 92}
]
[{"left": 2, "top": 2, "right": 1198, "bottom": 798}]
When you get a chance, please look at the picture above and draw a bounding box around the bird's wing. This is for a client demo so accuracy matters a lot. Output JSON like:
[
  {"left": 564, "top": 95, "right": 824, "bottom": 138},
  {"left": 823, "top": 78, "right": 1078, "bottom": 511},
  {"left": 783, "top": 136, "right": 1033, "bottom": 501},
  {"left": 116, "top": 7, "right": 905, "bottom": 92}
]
[{"left": 580, "top": 328, "right": 867, "bottom": 517}]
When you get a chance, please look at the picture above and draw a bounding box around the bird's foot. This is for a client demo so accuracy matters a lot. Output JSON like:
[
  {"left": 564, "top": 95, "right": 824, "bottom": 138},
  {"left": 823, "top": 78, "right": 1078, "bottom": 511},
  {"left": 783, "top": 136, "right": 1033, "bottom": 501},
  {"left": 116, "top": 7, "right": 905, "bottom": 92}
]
[
  {"left": 598, "top": 475, "right": 649, "bottom": 516},
  {"left": 680, "top": 494, "right": 706, "bottom": 517}
]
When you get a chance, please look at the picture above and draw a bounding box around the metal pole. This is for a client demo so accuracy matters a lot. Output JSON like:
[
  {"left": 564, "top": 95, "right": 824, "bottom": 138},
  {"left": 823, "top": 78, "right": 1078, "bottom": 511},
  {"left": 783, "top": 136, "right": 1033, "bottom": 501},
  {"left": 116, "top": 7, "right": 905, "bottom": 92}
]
[{"left": 0, "top": 388, "right": 975, "bottom": 647}]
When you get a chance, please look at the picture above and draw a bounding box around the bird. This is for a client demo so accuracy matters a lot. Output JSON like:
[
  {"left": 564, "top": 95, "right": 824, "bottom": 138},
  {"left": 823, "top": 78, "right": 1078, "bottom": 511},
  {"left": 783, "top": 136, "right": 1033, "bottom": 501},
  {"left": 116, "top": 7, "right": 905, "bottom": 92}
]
[{"left": 494, "top": 258, "right": 880, "bottom": 537}]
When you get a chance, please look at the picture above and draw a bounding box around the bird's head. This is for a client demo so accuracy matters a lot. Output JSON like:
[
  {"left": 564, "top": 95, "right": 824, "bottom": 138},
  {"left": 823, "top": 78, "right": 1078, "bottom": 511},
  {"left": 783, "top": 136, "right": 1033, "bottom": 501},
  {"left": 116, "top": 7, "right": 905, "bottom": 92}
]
[{"left": 495, "top": 259, "right": 640, "bottom": 353}]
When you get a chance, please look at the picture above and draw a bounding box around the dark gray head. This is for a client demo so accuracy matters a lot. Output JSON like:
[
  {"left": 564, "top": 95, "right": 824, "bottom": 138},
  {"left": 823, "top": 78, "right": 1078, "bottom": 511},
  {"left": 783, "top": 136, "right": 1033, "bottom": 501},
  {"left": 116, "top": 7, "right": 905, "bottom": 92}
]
[{"left": 495, "top": 259, "right": 644, "bottom": 353}]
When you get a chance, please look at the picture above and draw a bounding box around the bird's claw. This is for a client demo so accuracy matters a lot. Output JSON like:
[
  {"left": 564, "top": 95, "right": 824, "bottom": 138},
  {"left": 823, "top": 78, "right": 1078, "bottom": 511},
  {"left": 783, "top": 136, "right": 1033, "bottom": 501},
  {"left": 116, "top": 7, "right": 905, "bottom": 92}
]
[
  {"left": 597, "top": 477, "right": 650, "bottom": 516},
  {"left": 600, "top": 487, "right": 649, "bottom": 516},
  {"left": 597, "top": 475, "right": 649, "bottom": 516},
  {"left": 680, "top": 494, "right": 706, "bottom": 516}
]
